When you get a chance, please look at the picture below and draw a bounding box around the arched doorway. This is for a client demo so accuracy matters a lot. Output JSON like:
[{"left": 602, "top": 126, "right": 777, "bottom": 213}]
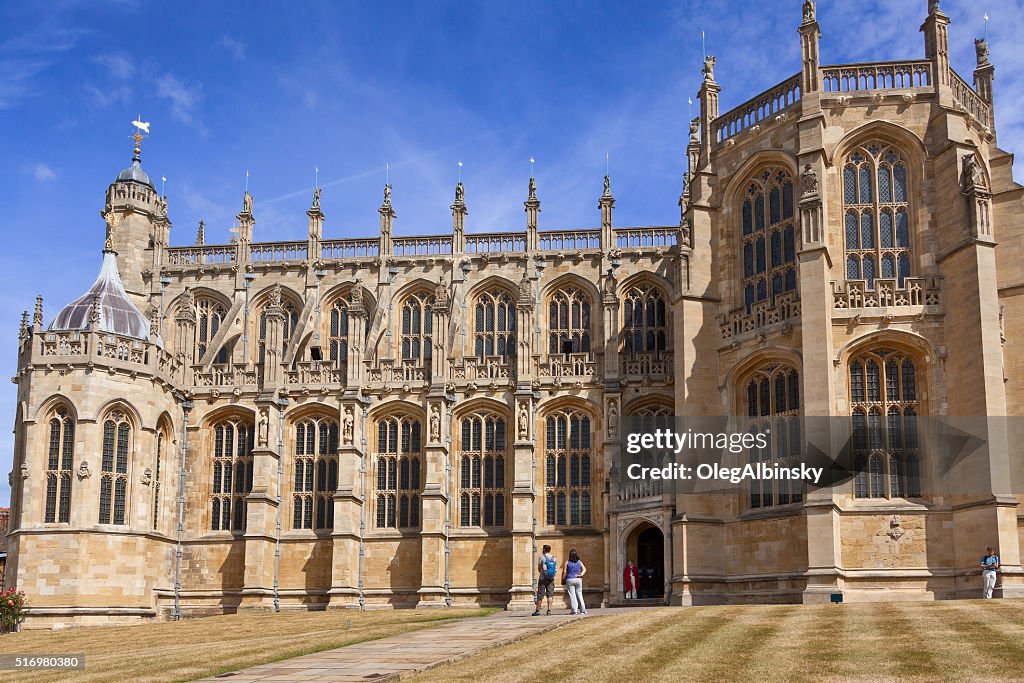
[{"left": 624, "top": 521, "right": 664, "bottom": 600}]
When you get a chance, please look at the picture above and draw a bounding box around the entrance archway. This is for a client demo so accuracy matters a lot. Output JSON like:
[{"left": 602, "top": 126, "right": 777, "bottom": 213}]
[{"left": 623, "top": 521, "right": 664, "bottom": 599}]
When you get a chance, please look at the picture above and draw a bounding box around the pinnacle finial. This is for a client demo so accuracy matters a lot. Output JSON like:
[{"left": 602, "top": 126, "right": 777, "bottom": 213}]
[
  {"left": 196, "top": 220, "right": 205, "bottom": 246},
  {"left": 975, "top": 37, "right": 991, "bottom": 67},
  {"left": 33, "top": 295, "right": 43, "bottom": 327},
  {"left": 802, "top": 0, "right": 815, "bottom": 23},
  {"left": 89, "top": 294, "right": 101, "bottom": 325},
  {"left": 702, "top": 55, "right": 716, "bottom": 81},
  {"left": 103, "top": 210, "right": 121, "bottom": 253},
  {"left": 19, "top": 310, "right": 29, "bottom": 339}
]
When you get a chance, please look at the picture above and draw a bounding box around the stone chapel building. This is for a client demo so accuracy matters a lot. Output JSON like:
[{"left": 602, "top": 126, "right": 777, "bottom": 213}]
[{"left": 5, "top": 1, "right": 1024, "bottom": 626}]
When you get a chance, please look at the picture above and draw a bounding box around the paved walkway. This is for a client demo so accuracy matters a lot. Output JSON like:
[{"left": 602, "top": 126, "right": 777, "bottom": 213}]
[{"left": 197, "top": 610, "right": 585, "bottom": 682}]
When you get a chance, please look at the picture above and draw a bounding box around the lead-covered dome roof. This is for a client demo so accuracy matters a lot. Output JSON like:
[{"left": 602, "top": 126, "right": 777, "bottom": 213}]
[{"left": 49, "top": 250, "right": 153, "bottom": 342}]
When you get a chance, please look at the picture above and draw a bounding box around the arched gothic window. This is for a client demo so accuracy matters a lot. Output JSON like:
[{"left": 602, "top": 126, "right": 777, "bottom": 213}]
[
  {"left": 544, "top": 408, "right": 593, "bottom": 527},
  {"left": 195, "top": 297, "right": 228, "bottom": 364},
  {"left": 622, "top": 284, "right": 667, "bottom": 356},
  {"left": 44, "top": 406, "right": 74, "bottom": 523},
  {"left": 258, "top": 300, "right": 300, "bottom": 364},
  {"left": 548, "top": 287, "right": 591, "bottom": 355},
  {"left": 850, "top": 349, "right": 921, "bottom": 498},
  {"left": 459, "top": 411, "right": 507, "bottom": 527},
  {"left": 843, "top": 143, "right": 912, "bottom": 289},
  {"left": 210, "top": 418, "right": 254, "bottom": 532},
  {"left": 401, "top": 291, "right": 434, "bottom": 363},
  {"left": 99, "top": 410, "right": 131, "bottom": 525},
  {"left": 153, "top": 422, "right": 170, "bottom": 530},
  {"left": 293, "top": 416, "right": 339, "bottom": 530},
  {"left": 375, "top": 415, "right": 422, "bottom": 528},
  {"left": 474, "top": 287, "right": 516, "bottom": 361},
  {"left": 744, "top": 365, "right": 802, "bottom": 508},
  {"left": 741, "top": 169, "right": 797, "bottom": 313}
]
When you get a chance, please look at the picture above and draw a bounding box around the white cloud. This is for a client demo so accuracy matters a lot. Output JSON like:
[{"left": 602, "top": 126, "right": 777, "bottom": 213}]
[
  {"left": 156, "top": 73, "right": 203, "bottom": 125},
  {"left": 93, "top": 53, "right": 134, "bottom": 80},
  {"left": 215, "top": 35, "right": 246, "bottom": 62},
  {"left": 31, "top": 162, "right": 56, "bottom": 182},
  {"left": 0, "top": 59, "right": 48, "bottom": 110}
]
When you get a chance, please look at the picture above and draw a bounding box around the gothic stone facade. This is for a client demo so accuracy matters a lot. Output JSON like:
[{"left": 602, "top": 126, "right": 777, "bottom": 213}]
[{"left": 6, "top": 3, "right": 1024, "bottom": 626}]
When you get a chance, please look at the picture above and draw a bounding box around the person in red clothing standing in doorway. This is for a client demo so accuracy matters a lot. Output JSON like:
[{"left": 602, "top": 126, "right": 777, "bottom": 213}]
[{"left": 623, "top": 560, "right": 639, "bottom": 600}]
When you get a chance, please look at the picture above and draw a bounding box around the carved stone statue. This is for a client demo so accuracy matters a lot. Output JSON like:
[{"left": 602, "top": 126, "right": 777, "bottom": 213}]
[
  {"left": 602, "top": 175, "right": 611, "bottom": 197},
  {"left": 435, "top": 276, "right": 449, "bottom": 308},
  {"left": 21, "top": 463, "right": 29, "bottom": 479},
  {"left": 455, "top": 181, "right": 464, "bottom": 204},
  {"left": 243, "top": 190, "right": 253, "bottom": 215},
  {"left": 800, "top": 163, "right": 819, "bottom": 197},
  {"left": 77, "top": 460, "right": 92, "bottom": 480},
  {"left": 383, "top": 183, "right": 392, "bottom": 206},
  {"left": 141, "top": 467, "right": 153, "bottom": 486},
  {"left": 528, "top": 176, "right": 537, "bottom": 201},
  {"left": 975, "top": 38, "right": 990, "bottom": 67},
  {"left": 803, "top": 0, "right": 815, "bottom": 22},
  {"left": 962, "top": 155, "right": 987, "bottom": 194},
  {"left": 342, "top": 406, "right": 354, "bottom": 445},
  {"left": 607, "top": 400, "right": 619, "bottom": 439},
  {"left": 268, "top": 282, "right": 282, "bottom": 309},
  {"left": 517, "top": 402, "right": 529, "bottom": 440},
  {"left": 519, "top": 273, "right": 532, "bottom": 300},
  {"left": 258, "top": 407, "right": 269, "bottom": 447},
  {"left": 312, "top": 186, "right": 321, "bottom": 210},
  {"left": 689, "top": 117, "right": 699, "bottom": 143},
  {"left": 429, "top": 404, "right": 441, "bottom": 442},
  {"left": 702, "top": 55, "right": 716, "bottom": 81},
  {"left": 928, "top": 0, "right": 940, "bottom": 15},
  {"left": 603, "top": 269, "right": 617, "bottom": 296}
]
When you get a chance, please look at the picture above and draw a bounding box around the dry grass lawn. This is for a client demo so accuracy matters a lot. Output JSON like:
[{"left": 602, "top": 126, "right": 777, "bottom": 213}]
[
  {"left": 0, "top": 607, "right": 494, "bottom": 683},
  {"left": 412, "top": 599, "right": 1024, "bottom": 683}
]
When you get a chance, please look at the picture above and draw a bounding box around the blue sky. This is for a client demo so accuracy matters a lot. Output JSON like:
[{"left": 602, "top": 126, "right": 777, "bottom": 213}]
[{"left": 0, "top": 0, "right": 1019, "bottom": 506}]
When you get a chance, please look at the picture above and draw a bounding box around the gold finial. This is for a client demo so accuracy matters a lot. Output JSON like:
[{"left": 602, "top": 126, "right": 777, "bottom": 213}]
[
  {"left": 130, "top": 117, "right": 150, "bottom": 160},
  {"left": 103, "top": 210, "right": 122, "bottom": 251}
]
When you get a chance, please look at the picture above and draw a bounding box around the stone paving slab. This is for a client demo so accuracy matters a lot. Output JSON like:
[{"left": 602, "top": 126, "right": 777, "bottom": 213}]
[{"left": 196, "top": 611, "right": 583, "bottom": 682}]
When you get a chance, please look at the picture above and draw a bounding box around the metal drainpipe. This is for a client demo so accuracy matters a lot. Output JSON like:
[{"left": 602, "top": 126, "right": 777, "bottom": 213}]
[
  {"left": 174, "top": 398, "right": 194, "bottom": 621},
  {"left": 274, "top": 395, "right": 287, "bottom": 612},
  {"left": 358, "top": 405, "right": 368, "bottom": 609},
  {"left": 530, "top": 396, "right": 537, "bottom": 598},
  {"left": 443, "top": 402, "right": 452, "bottom": 607}
]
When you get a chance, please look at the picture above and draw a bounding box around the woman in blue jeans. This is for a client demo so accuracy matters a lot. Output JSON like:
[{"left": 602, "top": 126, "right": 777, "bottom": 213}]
[{"left": 562, "top": 548, "right": 587, "bottom": 615}]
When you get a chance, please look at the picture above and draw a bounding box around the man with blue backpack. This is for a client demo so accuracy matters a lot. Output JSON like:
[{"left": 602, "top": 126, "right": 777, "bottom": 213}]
[{"left": 533, "top": 545, "right": 557, "bottom": 616}]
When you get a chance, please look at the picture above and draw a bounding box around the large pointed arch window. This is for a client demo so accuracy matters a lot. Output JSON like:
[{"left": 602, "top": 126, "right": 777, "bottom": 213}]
[
  {"left": 196, "top": 297, "right": 228, "bottom": 364},
  {"left": 850, "top": 349, "right": 921, "bottom": 499},
  {"left": 543, "top": 408, "right": 593, "bottom": 527},
  {"left": 400, "top": 291, "right": 434, "bottom": 363},
  {"left": 741, "top": 169, "right": 797, "bottom": 313},
  {"left": 374, "top": 415, "right": 422, "bottom": 528},
  {"left": 293, "top": 417, "right": 339, "bottom": 530},
  {"left": 99, "top": 410, "right": 131, "bottom": 525},
  {"left": 622, "top": 283, "right": 667, "bottom": 356},
  {"left": 44, "top": 405, "right": 74, "bottom": 523},
  {"left": 843, "top": 143, "right": 911, "bottom": 289},
  {"left": 458, "top": 411, "right": 507, "bottom": 527},
  {"left": 474, "top": 287, "right": 516, "bottom": 361},
  {"left": 744, "top": 365, "right": 802, "bottom": 508},
  {"left": 210, "top": 418, "right": 254, "bottom": 532},
  {"left": 548, "top": 286, "right": 591, "bottom": 355}
]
